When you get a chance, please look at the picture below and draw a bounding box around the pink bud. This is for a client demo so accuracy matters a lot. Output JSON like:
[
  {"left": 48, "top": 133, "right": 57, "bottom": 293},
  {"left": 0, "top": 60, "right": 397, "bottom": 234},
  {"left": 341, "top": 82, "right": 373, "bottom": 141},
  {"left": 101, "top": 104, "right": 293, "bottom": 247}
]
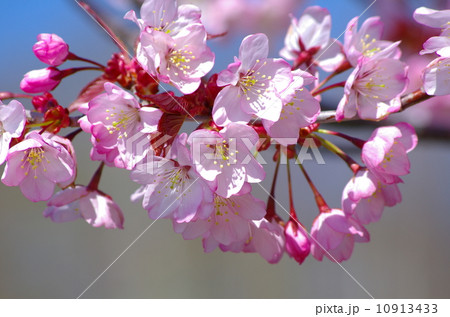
[
  {"left": 33, "top": 33, "right": 69, "bottom": 66},
  {"left": 284, "top": 220, "right": 311, "bottom": 265},
  {"left": 20, "top": 67, "right": 62, "bottom": 94}
]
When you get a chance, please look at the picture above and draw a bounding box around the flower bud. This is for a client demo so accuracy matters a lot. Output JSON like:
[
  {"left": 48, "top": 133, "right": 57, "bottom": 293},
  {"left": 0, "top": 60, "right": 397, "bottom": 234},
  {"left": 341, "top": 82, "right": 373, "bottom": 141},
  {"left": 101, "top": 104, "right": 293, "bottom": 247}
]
[
  {"left": 284, "top": 220, "right": 311, "bottom": 265},
  {"left": 33, "top": 33, "right": 69, "bottom": 66},
  {"left": 20, "top": 67, "right": 62, "bottom": 93}
]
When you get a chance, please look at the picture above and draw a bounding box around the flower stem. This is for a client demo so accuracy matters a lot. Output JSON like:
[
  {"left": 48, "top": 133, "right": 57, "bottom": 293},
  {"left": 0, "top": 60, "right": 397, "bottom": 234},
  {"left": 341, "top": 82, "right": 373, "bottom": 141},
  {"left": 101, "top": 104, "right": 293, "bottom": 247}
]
[
  {"left": 0, "top": 92, "right": 33, "bottom": 100},
  {"left": 317, "top": 129, "right": 366, "bottom": 148},
  {"left": 60, "top": 66, "right": 103, "bottom": 78},
  {"left": 313, "top": 134, "right": 360, "bottom": 174},
  {"left": 286, "top": 157, "right": 297, "bottom": 220},
  {"left": 67, "top": 52, "right": 106, "bottom": 69},
  {"left": 298, "top": 162, "right": 329, "bottom": 213},
  {"left": 266, "top": 154, "right": 281, "bottom": 221},
  {"left": 311, "top": 81, "right": 346, "bottom": 97},
  {"left": 311, "top": 60, "right": 352, "bottom": 94},
  {"left": 88, "top": 162, "right": 105, "bottom": 191},
  {"left": 64, "top": 128, "right": 83, "bottom": 141}
]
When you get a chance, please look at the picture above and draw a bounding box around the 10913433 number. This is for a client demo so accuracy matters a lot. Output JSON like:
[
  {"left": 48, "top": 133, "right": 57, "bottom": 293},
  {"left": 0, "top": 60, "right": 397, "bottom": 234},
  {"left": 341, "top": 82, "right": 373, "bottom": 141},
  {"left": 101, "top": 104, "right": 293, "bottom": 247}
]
[{"left": 376, "top": 304, "right": 438, "bottom": 314}]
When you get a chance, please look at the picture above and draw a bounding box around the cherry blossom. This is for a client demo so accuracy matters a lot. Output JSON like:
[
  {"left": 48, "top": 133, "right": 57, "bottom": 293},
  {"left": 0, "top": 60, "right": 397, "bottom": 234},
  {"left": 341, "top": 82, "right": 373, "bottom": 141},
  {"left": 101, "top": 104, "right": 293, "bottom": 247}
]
[
  {"left": 1, "top": 1, "right": 449, "bottom": 266},
  {"left": 86, "top": 82, "right": 162, "bottom": 169},
  {"left": 130, "top": 133, "right": 214, "bottom": 223},
  {"left": 138, "top": 24, "right": 215, "bottom": 94},
  {"left": 413, "top": 7, "right": 450, "bottom": 96},
  {"left": 361, "top": 122, "right": 418, "bottom": 184},
  {"left": 1, "top": 132, "right": 75, "bottom": 202},
  {"left": 127, "top": 0, "right": 214, "bottom": 94},
  {"left": 344, "top": 16, "right": 400, "bottom": 67},
  {"left": 212, "top": 33, "right": 292, "bottom": 126},
  {"left": 188, "top": 123, "right": 265, "bottom": 198},
  {"left": 44, "top": 185, "right": 124, "bottom": 229},
  {"left": 336, "top": 47, "right": 408, "bottom": 121},
  {"left": 280, "top": 6, "right": 344, "bottom": 72},
  {"left": 413, "top": 7, "right": 450, "bottom": 30},
  {"left": 217, "top": 217, "right": 286, "bottom": 264},
  {"left": 310, "top": 209, "right": 369, "bottom": 262},
  {"left": 33, "top": 33, "right": 69, "bottom": 66},
  {"left": 239, "top": 218, "right": 286, "bottom": 264},
  {"left": 0, "top": 100, "right": 26, "bottom": 165},
  {"left": 125, "top": 0, "right": 202, "bottom": 36},
  {"left": 263, "top": 70, "right": 320, "bottom": 145},
  {"left": 342, "top": 169, "right": 402, "bottom": 224},
  {"left": 173, "top": 190, "right": 267, "bottom": 247}
]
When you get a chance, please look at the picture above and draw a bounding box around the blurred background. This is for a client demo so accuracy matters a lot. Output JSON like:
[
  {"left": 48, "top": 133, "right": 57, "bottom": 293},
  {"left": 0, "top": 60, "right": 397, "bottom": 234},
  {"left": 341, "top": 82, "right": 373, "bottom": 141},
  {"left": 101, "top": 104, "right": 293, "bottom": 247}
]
[{"left": 0, "top": 0, "right": 449, "bottom": 298}]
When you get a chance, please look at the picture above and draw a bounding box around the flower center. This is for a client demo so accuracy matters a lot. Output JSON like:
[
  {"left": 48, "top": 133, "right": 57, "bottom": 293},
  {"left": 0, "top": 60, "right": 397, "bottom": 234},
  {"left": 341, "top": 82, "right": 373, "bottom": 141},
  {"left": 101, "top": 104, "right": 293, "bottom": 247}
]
[
  {"left": 167, "top": 48, "right": 195, "bottom": 76},
  {"left": 105, "top": 105, "right": 139, "bottom": 138},
  {"left": 155, "top": 166, "right": 191, "bottom": 197},
  {"left": 209, "top": 195, "right": 240, "bottom": 225},
  {"left": 150, "top": 9, "right": 171, "bottom": 32},
  {"left": 360, "top": 34, "right": 381, "bottom": 57},
  {"left": 208, "top": 140, "right": 239, "bottom": 169},
  {"left": 238, "top": 59, "right": 271, "bottom": 101},
  {"left": 21, "top": 147, "right": 50, "bottom": 178}
]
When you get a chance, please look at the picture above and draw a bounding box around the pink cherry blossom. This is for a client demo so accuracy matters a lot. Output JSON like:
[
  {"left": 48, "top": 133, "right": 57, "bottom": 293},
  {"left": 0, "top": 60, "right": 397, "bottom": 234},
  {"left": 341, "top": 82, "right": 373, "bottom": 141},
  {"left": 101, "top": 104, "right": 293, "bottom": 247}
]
[
  {"left": 310, "top": 209, "right": 369, "bottom": 262},
  {"left": 423, "top": 57, "right": 450, "bottom": 96},
  {"left": 44, "top": 186, "right": 124, "bottom": 229},
  {"left": 280, "top": 6, "right": 344, "bottom": 72},
  {"left": 86, "top": 82, "right": 162, "bottom": 169},
  {"left": 1, "top": 132, "right": 75, "bottom": 202},
  {"left": 79, "top": 116, "right": 127, "bottom": 169},
  {"left": 138, "top": 25, "right": 215, "bottom": 94},
  {"left": 188, "top": 123, "right": 265, "bottom": 198},
  {"left": 173, "top": 190, "right": 266, "bottom": 247},
  {"left": 262, "top": 70, "right": 320, "bottom": 146},
  {"left": 125, "top": 0, "right": 202, "bottom": 36},
  {"left": 344, "top": 16, "right": 401, "bottom": 67},
  {"left": 414, "top": 7, "right": 450, "bottom": 58},
  {"left": 249, "top": 218, "right": 285, "bottom": 263},
  {"left": 0, "top": 100, "right": 26, "bottom": 165},
  {"left": 336, "top": 50, "right": 408, "bottom": 121},
  {"left": 20, "top": 67, "right": 62, "bottom": 93},
  {"left": 342, "top": 169, "right": 401, "bottom": 224},
  {"left": 284, "top": 219, "right": 311, "bottom": 265},
  {"left": 361, "top": 122, "right": 418, "bottom": 184},
  {"left": 196, "top": 215, "right": 285, "bottom": 264},
  {"left": 421, "top": 30, "right": 450, "bottom": 58},
  {"left": 127, "top": 0, "right": 214, "bottom": 94},
  {"left": 413, "top": 7, "right": 450, "bottom": 29},
  {"left": 130, "top": 133, "right": 214, "bottom": 223},
  {"left": 33, "top": 33, "right": 69, "bottom": 66},
  {"left": 212, "top": 33, "right": 293, "bottom": 126}
]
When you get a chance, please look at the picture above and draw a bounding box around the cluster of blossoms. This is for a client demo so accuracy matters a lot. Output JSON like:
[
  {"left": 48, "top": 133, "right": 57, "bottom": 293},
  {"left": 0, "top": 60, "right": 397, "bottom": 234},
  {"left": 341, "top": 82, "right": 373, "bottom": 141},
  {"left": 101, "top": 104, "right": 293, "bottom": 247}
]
[{"left": 0, "top": 0, "right": 448, "bottom": 265}]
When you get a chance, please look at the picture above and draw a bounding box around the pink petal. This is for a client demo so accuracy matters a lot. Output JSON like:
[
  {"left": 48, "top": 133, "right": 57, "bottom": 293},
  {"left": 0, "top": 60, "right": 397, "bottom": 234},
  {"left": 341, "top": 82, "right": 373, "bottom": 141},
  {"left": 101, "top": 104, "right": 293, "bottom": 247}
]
[
  {"left": 140, "top": 0, "right": 177, "bottom": 29},
  {"left": 19, "top": 168, "right": 55, "bottom": 202},
  {"left": 239, "top": 33, "right": 269, "bottom": 71},
  {"left": 213, "top": 86, "right": 252, "bottom": 126}
]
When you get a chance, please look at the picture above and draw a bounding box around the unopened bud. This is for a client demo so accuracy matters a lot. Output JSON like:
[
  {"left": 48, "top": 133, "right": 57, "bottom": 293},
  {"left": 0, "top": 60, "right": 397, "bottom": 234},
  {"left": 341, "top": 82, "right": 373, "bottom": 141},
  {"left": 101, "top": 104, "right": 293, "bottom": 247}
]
[
  {"left": 33, "top": 33, "right": 69, "bottom": 66},
  {"left": 20, "top": 67, "right": 62, "bottom": 94}
]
